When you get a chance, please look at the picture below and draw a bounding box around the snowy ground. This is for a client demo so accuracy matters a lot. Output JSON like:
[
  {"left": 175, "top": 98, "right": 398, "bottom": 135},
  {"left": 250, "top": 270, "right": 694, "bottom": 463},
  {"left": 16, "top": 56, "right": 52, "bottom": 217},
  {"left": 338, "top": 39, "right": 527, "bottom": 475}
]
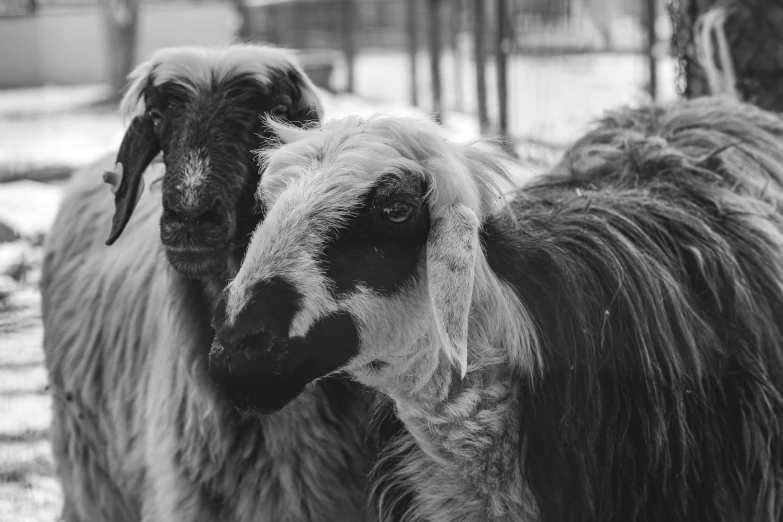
[
  {"left": 0, "top": 49, "right": 676, "bottom": 521},
  {"left": 0, "top": 287, "right": 60, "bottom": 522}
]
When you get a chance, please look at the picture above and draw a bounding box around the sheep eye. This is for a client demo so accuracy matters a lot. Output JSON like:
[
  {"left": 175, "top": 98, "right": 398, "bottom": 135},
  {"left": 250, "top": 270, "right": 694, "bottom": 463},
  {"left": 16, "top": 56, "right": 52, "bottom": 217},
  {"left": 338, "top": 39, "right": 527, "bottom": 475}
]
[
  {"left": 270, "top": 104, "right": 288, "bottom": 118},
  {"left": 381, "top": 201, "right": 414, "bottom": 223},
  {"left": 148, "top": 108, "right": 163, "bottom": 126}
]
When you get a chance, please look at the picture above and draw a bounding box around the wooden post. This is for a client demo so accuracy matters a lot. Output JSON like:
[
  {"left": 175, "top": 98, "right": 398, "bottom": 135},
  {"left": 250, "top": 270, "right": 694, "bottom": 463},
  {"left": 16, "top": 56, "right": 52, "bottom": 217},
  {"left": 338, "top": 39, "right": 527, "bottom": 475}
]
[
  {"left": 407, "top": 0, "right": 418, "bottom": 107},
  {"left": 474, "top": 0, "right": 490, "bottom": 133},
  {"left": 229, "top": 0, "right": 253, "bottom": 42},
  {"left": 451, "top": 0, "right": 465, "bottom": 112},
  {"left": 496, "top": 0, "right": 509, "bottom": 138},
  {"left": 646, "top": 0, "right": 658, "bottom": 100},
  {"left": 429, "top": 0, "right": 443, "bottom": 123},
  {"left": 100, "top": 0, "right": 140, "bottom": 101},
  {"left": 342, "top": 0, "right": 357, "bottom": 93}
]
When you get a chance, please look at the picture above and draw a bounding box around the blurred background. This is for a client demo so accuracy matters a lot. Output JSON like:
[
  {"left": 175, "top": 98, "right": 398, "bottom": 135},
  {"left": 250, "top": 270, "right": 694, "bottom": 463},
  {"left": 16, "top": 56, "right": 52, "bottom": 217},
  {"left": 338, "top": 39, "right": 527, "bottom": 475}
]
[{"left": 1, "top": 0, "right": 782, "bottom": 520}]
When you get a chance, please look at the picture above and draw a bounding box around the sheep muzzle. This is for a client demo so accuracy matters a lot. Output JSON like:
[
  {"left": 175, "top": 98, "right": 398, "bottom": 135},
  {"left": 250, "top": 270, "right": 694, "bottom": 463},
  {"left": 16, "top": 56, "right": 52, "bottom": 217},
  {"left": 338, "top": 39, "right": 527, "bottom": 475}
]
[{"left": 208, "top": 310, "right": 361, "bottom": 414}]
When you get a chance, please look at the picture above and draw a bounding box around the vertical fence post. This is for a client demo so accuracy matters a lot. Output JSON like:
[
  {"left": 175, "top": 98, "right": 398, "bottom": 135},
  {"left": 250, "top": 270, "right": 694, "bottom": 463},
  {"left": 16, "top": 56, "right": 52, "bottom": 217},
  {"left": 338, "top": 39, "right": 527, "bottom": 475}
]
[
  {"left": 496, "top": 0, "right": 510, "bottom": 140},
  {"left": 407, "top": 0, "right": 419, "bottom": 106},
  {"left": 342, "top": 0, "right": 357, "bottom": 93},
  {"left": 474, "top": 0, "right": 490, "bottom": 133},
  {"left": 646, "top": 0, "right": 658, "bottom": 100},
  {"left": 451, "top": 0, "right": 465, "bottom": 112},
  {"left": 429, "top": 0, "right": 444, "bottom": 123}
]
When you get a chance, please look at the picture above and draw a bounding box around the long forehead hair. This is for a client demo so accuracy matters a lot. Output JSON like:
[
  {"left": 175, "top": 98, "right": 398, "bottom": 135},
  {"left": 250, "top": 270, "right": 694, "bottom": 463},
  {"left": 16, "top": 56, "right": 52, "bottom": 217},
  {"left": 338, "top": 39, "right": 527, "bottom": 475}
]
[
  {"left": 120, "top": 44, "right": 323, "bottom": 121},
  {"left": 257, "top": 114, "right": 518, "bottom": 221}
]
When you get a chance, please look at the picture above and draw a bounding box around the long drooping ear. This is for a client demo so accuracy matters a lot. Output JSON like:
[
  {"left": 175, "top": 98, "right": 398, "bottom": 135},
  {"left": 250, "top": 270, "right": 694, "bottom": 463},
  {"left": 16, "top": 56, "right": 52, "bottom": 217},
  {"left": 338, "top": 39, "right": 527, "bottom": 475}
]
[
  {"left": 104, "top": 114, "right": 160, "bottom": 245},
  {"left": 284, "top": 66, "right": 324, "bottom": 124},
  {"left": 426, "top": 203, "right": 480, "bottom": 378}
]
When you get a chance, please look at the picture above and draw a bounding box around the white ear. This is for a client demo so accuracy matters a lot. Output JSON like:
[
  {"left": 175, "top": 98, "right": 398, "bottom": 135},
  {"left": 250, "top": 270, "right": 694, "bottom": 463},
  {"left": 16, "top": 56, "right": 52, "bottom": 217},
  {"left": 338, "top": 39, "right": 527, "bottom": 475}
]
[{"left": 426, "top": 204, "right": 480, "bottom": 379}]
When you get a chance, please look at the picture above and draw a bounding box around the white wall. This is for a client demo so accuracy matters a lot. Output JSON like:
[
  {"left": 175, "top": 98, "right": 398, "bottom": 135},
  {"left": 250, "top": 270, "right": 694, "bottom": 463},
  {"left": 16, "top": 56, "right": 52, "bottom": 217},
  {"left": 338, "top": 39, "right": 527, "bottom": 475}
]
[
  {"left": 0, "top": 2, "right": 238, "bottom": 88},
  {"left": 0, "top": 18, "right": 41, "bottom": 88}
]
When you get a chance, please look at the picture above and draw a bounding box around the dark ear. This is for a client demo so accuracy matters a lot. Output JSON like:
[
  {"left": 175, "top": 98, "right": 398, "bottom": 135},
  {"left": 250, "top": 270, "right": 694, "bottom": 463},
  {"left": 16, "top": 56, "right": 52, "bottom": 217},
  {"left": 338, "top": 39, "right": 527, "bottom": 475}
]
[
  {"left": 286, "top": 68, "right": 322, "bottom": 124},
  {"left": 104, "top": 114, "right": 160, "bottom": 245}
]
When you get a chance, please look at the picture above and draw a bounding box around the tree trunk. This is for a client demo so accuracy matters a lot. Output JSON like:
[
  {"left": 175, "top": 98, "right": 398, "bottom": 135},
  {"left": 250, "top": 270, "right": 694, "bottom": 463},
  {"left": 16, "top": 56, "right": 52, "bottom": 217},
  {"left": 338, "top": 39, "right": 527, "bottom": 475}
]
[
  {"left": 407, "top": 0, "right": 418, "bottom": 106},
  {"left": 341, "top": 0, "right": 357, "bottom": 93},
  {"left": 100, "top": 0, "right": 140, "bottom": 101},
  {"left": 473, "top": 0, "right": 489, "bottom": 133},
  {"left": 671, "top": 0, "right": 720, "bottom": 99},
  {"left": 495, "top": 0, "right": 509, "bottom": 139},
  {"left": 645, "top": 0, "right": 658, "bottom": 100},
  {"left": 671, "top": 0, "right": 783, "bottom": 111},
  {"left": 230, "top": 0, "right": 254, "bottom": 42},
  {"left": 428, "top": 0, "right": 443, "bottom": 123}
]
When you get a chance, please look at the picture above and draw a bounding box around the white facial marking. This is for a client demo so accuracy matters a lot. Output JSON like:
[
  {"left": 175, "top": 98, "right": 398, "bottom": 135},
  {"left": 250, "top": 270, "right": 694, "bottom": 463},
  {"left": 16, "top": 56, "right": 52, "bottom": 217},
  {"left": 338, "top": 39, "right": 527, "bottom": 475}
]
[
  {"left": 222, "top": 115, "right": 534, "bottom": 395},
  {"left": 180, "top": 149, "right": 210, "bottom": 208}
]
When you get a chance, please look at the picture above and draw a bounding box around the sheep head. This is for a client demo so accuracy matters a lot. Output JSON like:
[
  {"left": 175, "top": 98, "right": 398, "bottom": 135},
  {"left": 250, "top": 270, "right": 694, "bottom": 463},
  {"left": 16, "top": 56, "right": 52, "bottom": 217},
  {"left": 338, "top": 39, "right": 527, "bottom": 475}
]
[
  {"left": 208, "top": 115, "right": 514, "bottom": 414},
  {"left": 105, "top": 45, "right": 322, "bottom": 280}
]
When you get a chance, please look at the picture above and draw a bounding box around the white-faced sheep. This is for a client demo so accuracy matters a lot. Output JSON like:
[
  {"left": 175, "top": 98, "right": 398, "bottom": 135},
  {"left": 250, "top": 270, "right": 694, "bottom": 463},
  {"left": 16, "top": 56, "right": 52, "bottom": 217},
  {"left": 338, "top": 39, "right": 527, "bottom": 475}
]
[
  {"left": 41, "top": 45, "right": 373, "bottom": 522},
  {"left": 210, "top": 97, "right": 783, "bottom": 521}
]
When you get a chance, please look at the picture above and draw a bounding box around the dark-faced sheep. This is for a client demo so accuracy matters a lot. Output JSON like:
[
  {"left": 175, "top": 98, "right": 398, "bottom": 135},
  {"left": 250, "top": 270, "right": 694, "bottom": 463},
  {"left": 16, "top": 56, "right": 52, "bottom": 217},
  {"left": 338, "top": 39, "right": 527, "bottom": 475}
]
[
  {"left": 41, "top": 45, "right": 372, "bottom": 522},
  {"left": 210, "top": 97, "right": 783, "bottom": 521}
]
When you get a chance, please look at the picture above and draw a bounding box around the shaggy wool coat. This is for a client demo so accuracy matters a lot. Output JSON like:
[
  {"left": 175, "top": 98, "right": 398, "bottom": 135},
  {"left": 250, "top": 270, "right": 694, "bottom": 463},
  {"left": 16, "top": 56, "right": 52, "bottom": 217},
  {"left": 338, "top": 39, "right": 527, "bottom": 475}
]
[
  {"left": 211, "top": 98, "right": 783, "bottom": 522},
  {"left": 41, "top": 155, "right": 374, "bottom": 522}
]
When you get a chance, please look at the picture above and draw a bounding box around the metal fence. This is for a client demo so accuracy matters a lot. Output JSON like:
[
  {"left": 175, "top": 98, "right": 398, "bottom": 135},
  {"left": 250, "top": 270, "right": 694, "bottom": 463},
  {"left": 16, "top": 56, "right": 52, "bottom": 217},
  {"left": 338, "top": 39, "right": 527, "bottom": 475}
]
[
  {"left": 246, "top": 0, "right": 673, "bottom": 153},
  {"left": 9, "top": 0, "right": 781, "bottom": 150},
  {"left": 459, "top": 0, "right": 671, "bottom": 148},
  {"left": 1, "top": 0, "right": 676, "bottom": 154}
]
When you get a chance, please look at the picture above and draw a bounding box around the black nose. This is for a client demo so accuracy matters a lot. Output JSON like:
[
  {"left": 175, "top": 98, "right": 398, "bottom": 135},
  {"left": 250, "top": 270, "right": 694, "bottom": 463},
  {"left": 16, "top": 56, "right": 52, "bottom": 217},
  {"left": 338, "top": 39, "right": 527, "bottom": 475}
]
[
  {"left": 163, "top": 198, "right": 224, "bottom": 232},
  {"left": 213, "top": 276, "right": 303, "bottom": 341},
  {"left": 209, "top": 277, "right": 305, "bottom": 386},
  {"left": 208, "top": 328, "right": 283, "bottom": 385}
]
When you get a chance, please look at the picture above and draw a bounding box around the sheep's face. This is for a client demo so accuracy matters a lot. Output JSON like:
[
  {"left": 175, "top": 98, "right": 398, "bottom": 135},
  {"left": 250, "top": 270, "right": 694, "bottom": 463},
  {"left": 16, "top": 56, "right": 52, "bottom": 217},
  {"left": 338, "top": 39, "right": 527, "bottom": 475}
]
[
  {"left": 149, "top": 75, "right": 300, "bottom": 278},
  {"left": 209, "top": 116, "right": 496, "bottom": 414},
  {"left": 104, "top": 46, "right": 321, "bottom": 281}
]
